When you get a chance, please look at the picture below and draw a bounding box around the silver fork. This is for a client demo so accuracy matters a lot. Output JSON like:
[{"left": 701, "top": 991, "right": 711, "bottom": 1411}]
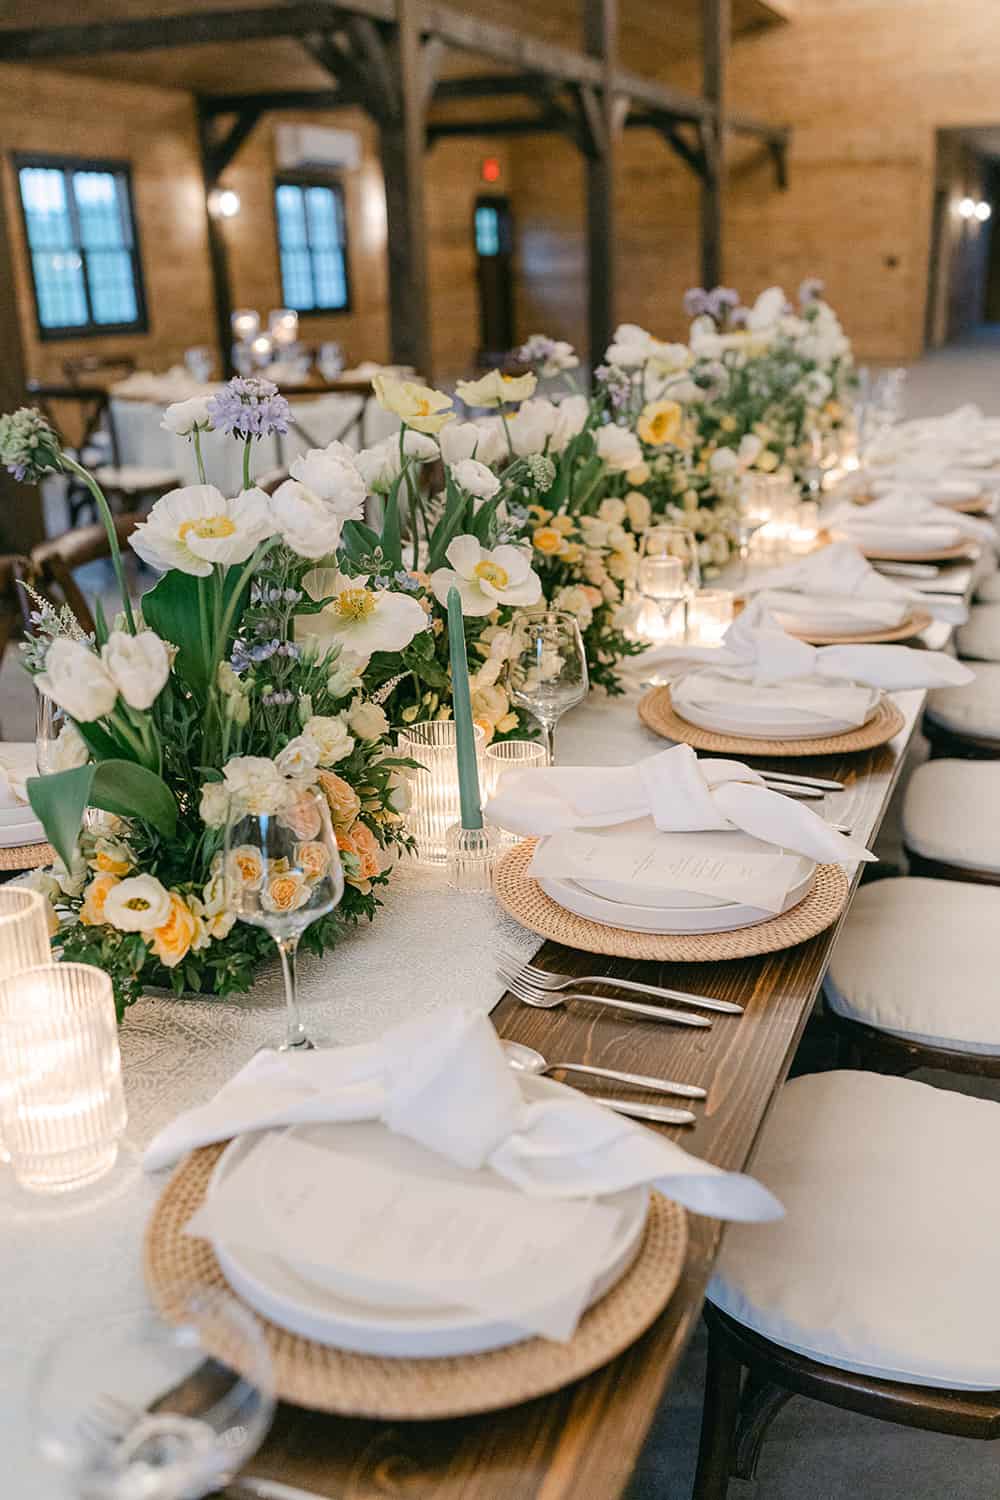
[
  {"left": 499, "top": 952, "right": 742, "bottom": 1014},
  {"left": 500, "top": 967, "right": 712, "bottom": 1028}
]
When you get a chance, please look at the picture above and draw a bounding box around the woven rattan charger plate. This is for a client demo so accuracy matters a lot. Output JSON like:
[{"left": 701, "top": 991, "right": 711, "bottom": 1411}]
[
  {"left": 493, "top": 840, "right": 849, "bottom": 961},
  {"left": 0, "top": 840, "right": 54, "bottom": 872},
  {"left": 144, "top": 1143, "right": 687, "bottom": 1419},
  {"left": 783, "top": 609, "right": 933, "bottom": 646},
  {"left": 638, "top": 685, "right": 905, "bottom": 758},
  {"left": 859, "top": 539, "right": 977, "bottom": 563}
]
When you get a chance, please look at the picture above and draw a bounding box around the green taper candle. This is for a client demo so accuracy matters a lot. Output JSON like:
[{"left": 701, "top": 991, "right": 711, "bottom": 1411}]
[{"left": 447, "top": 585, "right": 483, "bottom": 830}]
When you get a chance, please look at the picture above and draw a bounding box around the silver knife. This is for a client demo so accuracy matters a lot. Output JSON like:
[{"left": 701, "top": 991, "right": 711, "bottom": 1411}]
[
  {"left": 226, "top": 1480, "right": 337, "bottom": 1500},
  {"left": 762, "top": 770, "right": 844, "bottom": 792},
  {"left": 597, "top": 1097, "right": 696, "bottom": 1126}
]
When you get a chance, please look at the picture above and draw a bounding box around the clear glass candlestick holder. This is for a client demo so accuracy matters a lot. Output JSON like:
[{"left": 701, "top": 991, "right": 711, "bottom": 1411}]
[
  {"left": 397, "top": 720, "right": 487, "bottom": 864},
  {"left": 484, "top": 740, "right": 547, "bottom": 850},
  {"left": 0, "top": 963, "right": 127, "bottom": 1195},
  {"left": 0, "top": 889, "right": 53, "bottom": 1166},
  {"left": 446, "top": 822, "right": 503, "bottom": 892}
]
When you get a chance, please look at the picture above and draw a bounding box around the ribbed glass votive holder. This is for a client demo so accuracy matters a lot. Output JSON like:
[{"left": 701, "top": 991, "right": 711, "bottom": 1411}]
[
  {"left": 397, "top": 721, "right": 487, "bottom": 865},
  {"left": 0, "top": 889, "right": 53, "bottom": 1165},
  {"left": 484, "top": 740, "right": 548, "bottom": 848},
  {"left": 0, "top": 963, "right": 127, "bottom": 1195}
]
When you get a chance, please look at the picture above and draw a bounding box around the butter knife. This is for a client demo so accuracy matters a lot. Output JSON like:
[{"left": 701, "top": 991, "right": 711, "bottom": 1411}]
[{"left": 226, "top": 1479, "right": 337, "bottom": 1500}]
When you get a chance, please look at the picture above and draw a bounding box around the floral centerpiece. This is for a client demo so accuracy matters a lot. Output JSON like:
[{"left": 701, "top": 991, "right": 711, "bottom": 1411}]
[{"left": 1, "top": 386, "right": 419, "bottom": 1014}]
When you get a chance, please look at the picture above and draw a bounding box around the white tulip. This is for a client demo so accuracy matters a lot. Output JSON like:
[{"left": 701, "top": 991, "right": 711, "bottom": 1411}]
[
  {"left": 104, "top": 873, "right": 172, "bottom": 933},
  {"left": 550, "top": 395, "right": 590, "bottom": 452},
  {"left": 270, "top": 480, "right": 344, "bottom": 559},
  {"left": 506, "top": 398, "right": 559, "bottom": 457},
  {"left": 101, "top": 629, "right": 170, "bottom": 711},
  {"left": 439, "top": 420, "right": 507, "bottom": 468},
  {"left": 355, "top": 432, "right": 439, "bottom": 490},
  {"left": 37, "top": 638, "right": 118, "bottom": 723},
  {"left": 451, "top": 458, "right": 500, "bottom": 500},
  {"left": 160, "top": 396, "right": 212, "bottom": 436},
  {"left": 430, "top": 535, "right": 542, "bottom": 617},
  {"left": 130, "top": 485, "right": 274, "bottom": 576}
]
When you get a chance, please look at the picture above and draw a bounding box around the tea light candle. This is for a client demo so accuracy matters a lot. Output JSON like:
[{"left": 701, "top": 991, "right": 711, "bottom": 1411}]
[
  {"left": 787, "top": 501, "right": 820, "bottom": 555},
  {"left": 231, "top": 308, "right": 260, "bottom": 343},
  {"left": 688, "top": 589, "right": 734, "bottom": 647},
  {"left": 0, "top": 963, "right": 127, "bottom": 1194},
  {"left": 484, "top": 740, "right": 547, "bottom": 849},
  {"left": 251, "top": 334, "right": 274, "bottom": 367},
  {"left": 268, "top": 308, "right": 299, "bottom": 347}
]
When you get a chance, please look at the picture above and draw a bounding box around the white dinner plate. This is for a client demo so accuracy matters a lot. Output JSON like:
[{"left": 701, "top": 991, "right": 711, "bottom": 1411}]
[
  {"left": 0, "top": 815, "right": 46, "bottom": 847},
  {"left": 570, "top": 825, "right": 815, "bottom": 914},
  {"left": 540, "top": 872, "right": 814, "bottom": 933},
  {"left": 207, "top": 1075, "right": 649, "bottom": 1359},
  {"left": 671, "top": 674, "right": 880, "bottom": 741}
]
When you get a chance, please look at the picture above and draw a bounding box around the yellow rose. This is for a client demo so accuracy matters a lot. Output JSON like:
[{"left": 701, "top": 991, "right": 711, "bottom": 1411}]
[
  {"left": 297, "top": 840, "right": 332, "bottom": 881},
  {"left": 527, "top": 504, "right": 553, "bottom": 523},
  {"left": 624, "top": 491, "right": 652, "bottom": 531},
  {"left": 533, "top": 526, "right": 566, "bottom": 556},
  {"left": 80, "top": 873, "right": 120, "bottom": 927},
  {"left": 550, "top": 514, "right": 576, "bottom": 535},
  {"left": 227, "top": 845, "right": 265, "bottom": 892},
  {"left": 316, "top": 770, "right": 361, "bottom": 829},
  {"left": 90, "top": 839, "right": 132, "bottom": 877},
  {"left": 371, "top": 373, "right": 453, "bottom": 434},
  {"left": 561, "top": 542, "right": 584, "bottom": 564},
  {"left": 756, "top": 450, "right": 779, "bottom": 472},
  {"left": 625, "top": 463, "right": 650, "bottom": 486},
  {"left": 263, "top": 869, "right": 310, "bottom": 914},
  {"left": 598, "top": 497, "right": 627, "bottom": 525},
  {"left": 473, "top": 714, "right": 496, "bottom": 744},
  {"left": 151, "top": 892, "right": 198, "bottom": 969},
  {"left": 637, "top": 400, "right": 683, "bottom": 448}
]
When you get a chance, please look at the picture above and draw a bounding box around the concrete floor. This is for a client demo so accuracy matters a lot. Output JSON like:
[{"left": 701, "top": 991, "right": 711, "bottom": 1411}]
[{"left": 5, "top": 332, "right": 1000, "bottom": 1499}]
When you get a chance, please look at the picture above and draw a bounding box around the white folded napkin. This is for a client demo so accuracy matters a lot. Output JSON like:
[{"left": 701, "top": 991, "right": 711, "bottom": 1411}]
[
  {"left": 870, "top": 476, "right": 981, "bottom": 506},
  {"left": 761, "top": 590, "right": 909, "bottom": 633},
  {"left": 637, "top": 605, "right": 974, "bottom": 691},
  {"left": 742, "top": 541, "right": 968, "bottom": 625},
  {"left": 145, "top": 1007, "right": 783, "bottom": 1223},
  {"left": 486, "top": 742, "right": 873, "bottom": 866},
  {"left": 671, "top": 669, "right": 878, "bottom": 731},
  {"left": 828, "top": 493, "right": 994, "bottom": 549}
]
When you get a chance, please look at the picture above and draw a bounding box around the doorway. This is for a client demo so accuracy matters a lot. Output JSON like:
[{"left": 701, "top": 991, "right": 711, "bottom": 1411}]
[
  {"left": 926, "top": 128, "right": 997, "bottom": 348},
  {"left": 474, "top": 195, "right": 515, "bottom": 363}
]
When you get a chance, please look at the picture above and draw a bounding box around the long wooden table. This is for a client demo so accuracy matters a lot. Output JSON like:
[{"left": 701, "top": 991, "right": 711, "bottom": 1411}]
[{"left": 238, "top": 558, "right": 981, "bottom": 1497}]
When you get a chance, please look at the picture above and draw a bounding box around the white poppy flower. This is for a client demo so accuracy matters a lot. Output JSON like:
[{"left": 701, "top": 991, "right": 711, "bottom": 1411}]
[
  {"left": 101, "top": 629, "right": 171, "bottom": 711},
  {"left": 104, "top": 873, "right": 172, "bottom": 933},
  {"left": 37, "top": 638, "right": 118, "bottom": 723},
  {"left": 451, "top": 458, "right": 500, "bottom": 500},
  {"left": 455, "top": 370, "right": 537, "bottom": 407},
  {"left": 430, "top": 535, "right": 542, "bottom": 617},
  {"left": 289, "top": 443, "right": 367, "bottom": 520},
  {"left": 130, "top": 485, "right": 274, "bottom": 577},
  {"left": 161, "top": 396, "right": 213, "bottom": 436},
  {"left": 297, "top": 570, "right": 429, "bottom": 656},
  {"left": 596, "top": 424, "right": 643, "bottom": 472},
  {"left": 605, "top": 323, "right": 654, "bottom": 368},
  {"left": 269, "top": 479, "right": 343, "bottom": 559}
]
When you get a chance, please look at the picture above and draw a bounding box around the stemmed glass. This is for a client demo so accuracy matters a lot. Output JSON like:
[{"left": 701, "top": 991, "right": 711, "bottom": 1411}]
[
  {"left": 506, "top": 611, "right": 589, "bottom": 764},
  {"left": 641, "top": 524, "right": 700, "bottom": 638},
  {"left": 32, "top": 1289, "right": 274, "bottom": 1499},
  {"left": 224, "top": 784, "right": 344, "bottom": 1052}
]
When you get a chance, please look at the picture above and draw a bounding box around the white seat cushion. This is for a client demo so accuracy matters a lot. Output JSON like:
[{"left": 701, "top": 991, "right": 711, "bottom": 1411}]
[
  {"left": 708, "top": 1071, "right": 1000, "bottom": 1388},
  {"left": 957, "top": 603, "right": 1000, "bottom": 662},
  {"left": 94, "top": 465, "right": 178, "bottom": 492},
  {"left": 976, "top": 571, "right": 1000, "bottom": 604},
  {"left": 925, "top": 662, "right": 1000, "bottom": 739},
  {"left": 902, "top": 758, "right": 1000, "bottom": 872},
  {"left": 825, "top": 877, "right": 1000, "bottom": 1053}
]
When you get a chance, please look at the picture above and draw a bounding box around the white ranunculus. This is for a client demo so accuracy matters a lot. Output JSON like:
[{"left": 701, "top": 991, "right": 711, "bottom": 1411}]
[
  {"left": 37, "top": 639, "right": 118, "bottom": 723},
  {"left": 130, "top": 485, "right": 274, "bottom": 576},
  {"left": 746, "top": 286, "right": 788, "bottom": 332},
  {"left": 104, "top": 873, "right": 172, "bottom": 933},
  {"left": 269, "top": 479, "right": 344, "bottom": 559},
  {"left": 347, "top": 698, "right": 390, "bottom": 740},
  {"left": 50, "top": 721, "right": 90, "bottom": 771},
  {"left": 506, "top": 398, "right": 559, "bottom": 457},
  {"left": 297, "top": 570, "right": 429, "bottom": 657},
  {"left": 199, "top": 781, "right": 229, "bottom": 829},
  {"left": 430, "top": 535, "right": 542, "bottom": 617},
  {"left": 289, "top": 443, "right": 367, "bottom": 520},
  {"left": 596, "top": 424, "right": 643, "bottom": 472},
  {"left": 101, "top": 629, "right": 170, "bottom": 711},
  {"left": 451, "top": 458, "right": 500, "bottom": 500},
  {"left": 222, "top": 755, "right": 289, "bottom": 816},
  {"left": 355, "top": 431, "right": 439, "bottom": 490},
  {"left": 550, "top": 395, "right": 590, "bottom": 452},
  {"left": 274, "top": 734, "right": 321, "bottom": 780},
  {"left": 605, "top": 323, "right": 653, "bottom": 368},
  {"left": 648, "top": 342, "right": 693, "bottom": 376},
  {"left": 302, "top": 713, "right": 355, "bottom": 765},
  {"left": 161, "top": 396, "right": 213, "bottom": 436}
]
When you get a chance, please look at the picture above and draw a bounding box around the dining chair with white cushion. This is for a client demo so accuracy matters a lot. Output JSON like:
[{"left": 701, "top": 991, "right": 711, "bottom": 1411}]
[
  {"left": 694, "top": 1071, "right": 1000, "bottom": 1498},
  {"left": 956, "top": 603, "right": 1000, "bottom": 663},
  {"left": 823, "top": 876, "right": 1000, "bottom": 1076},
  {"left": 902, "top": 758, "right": 1000, "bottom": 881},
  {"left": 924, "top": 662, "right": 1000, "bottom": 756},
  {"left": 976, "top": 571, "right": 1000, "bottom": 604}
]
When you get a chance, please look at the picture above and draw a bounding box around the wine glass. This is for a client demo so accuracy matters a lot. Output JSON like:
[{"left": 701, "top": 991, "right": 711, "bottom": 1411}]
[
  {"left": 506, "top": 611, "right": 588, "bottom": 764},
  {"left": 224, "top": 784, "right": 344, "bottom": 1052},
  {"left": 33, "top": 1288, "right": 274, "bottom": 1499},
  {"left": 641, "top": 524, "right": 700, "bottom": 636}
]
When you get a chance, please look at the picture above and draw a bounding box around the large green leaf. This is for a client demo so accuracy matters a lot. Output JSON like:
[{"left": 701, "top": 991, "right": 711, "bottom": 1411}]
[
  {"left": 141, "top": 570, "right": 211, "bottom": 697},
  {"left": 380, "top": 482, "right": 403, "bottom": 569},
  {"left": 427, "top": 470, "right": 473, "bottom": 570},
  {"left": 28, "top": 760, "right": 178, "bottom": 870}
]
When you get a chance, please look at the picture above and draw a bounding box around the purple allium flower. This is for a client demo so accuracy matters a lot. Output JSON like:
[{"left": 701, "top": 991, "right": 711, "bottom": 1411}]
[
  {"left": 207, "top": 377, "right": 291, "bottom": 440},
  {"left": 799, "top": 277, "right": 825, "bottom": 306},
  {"left": 683, "top": 287, "right": 711, "bottom": 319}
]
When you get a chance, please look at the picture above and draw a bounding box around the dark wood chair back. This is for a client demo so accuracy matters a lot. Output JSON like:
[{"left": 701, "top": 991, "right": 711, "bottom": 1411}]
[{"left": 14, "top": 515, "right": 140, "bottom": 640}]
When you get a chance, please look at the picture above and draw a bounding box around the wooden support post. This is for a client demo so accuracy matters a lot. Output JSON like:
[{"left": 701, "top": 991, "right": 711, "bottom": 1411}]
[
  {"left": 584, "top": 0, "right": 618, "bottom": 368},
  {"left": 380, "top": 0, "right": 431, "bottom": 377},
  {"left": 700, "top": 0, "right": 730, "bottom": 288},
  {"left": 0, "top": 173, "right": 42, "bottom": 552},
  {"left": 196, "top": 103, "right": 236, "bottom": 380}
]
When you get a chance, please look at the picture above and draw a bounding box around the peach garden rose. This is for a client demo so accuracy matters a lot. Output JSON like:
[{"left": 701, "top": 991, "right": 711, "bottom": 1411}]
[
  {"left": 296, "top": 840, "right": 331, "bottom": 882},
  {"left": 317, "top": 770, "right": 361, "bottom": 829},
  {"left": 263, "top": 868, "right": 310, "bottom": 915},
  {"left": 151, "top": 892, "right": 199, "bottom": 969}
]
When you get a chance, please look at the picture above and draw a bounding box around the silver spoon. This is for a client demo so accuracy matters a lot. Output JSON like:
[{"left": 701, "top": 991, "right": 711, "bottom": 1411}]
[
  {"left": 504, "top": 1042, "right": 696, "bottom": 1125},
  {"left": 503, "top": 1039, "right": 706, "bottom": 1100}
]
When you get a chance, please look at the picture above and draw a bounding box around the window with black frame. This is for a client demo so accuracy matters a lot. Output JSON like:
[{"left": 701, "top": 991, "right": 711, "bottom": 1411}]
[
  {"left": 16, "top": 155, "right": 147, "bottom": 339},
  {"left": 274, "top": 173, "right": 351, "bottom": 314}
]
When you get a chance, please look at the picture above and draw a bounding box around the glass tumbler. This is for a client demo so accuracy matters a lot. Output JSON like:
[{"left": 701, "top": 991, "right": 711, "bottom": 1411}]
[
  {"left": 0, "top": 962, "right": 127, "bottom": 1194},
  {"left": 484, "top": 740, "right": 547, "bottom": 849},
  {"left": 397, "top": 720, "right": 487, "bottom": 864}
]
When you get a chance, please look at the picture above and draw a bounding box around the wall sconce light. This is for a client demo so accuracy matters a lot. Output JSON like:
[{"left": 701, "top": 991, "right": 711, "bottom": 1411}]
[
  {"left": 976, "top": 200, "right": 992, "bottom": 222},
  {"left": 208, "top": 187, "right": 241, "bottom": 219},
  {"left": 959, "top": 197, "right": 977, "bottom": 218}
]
